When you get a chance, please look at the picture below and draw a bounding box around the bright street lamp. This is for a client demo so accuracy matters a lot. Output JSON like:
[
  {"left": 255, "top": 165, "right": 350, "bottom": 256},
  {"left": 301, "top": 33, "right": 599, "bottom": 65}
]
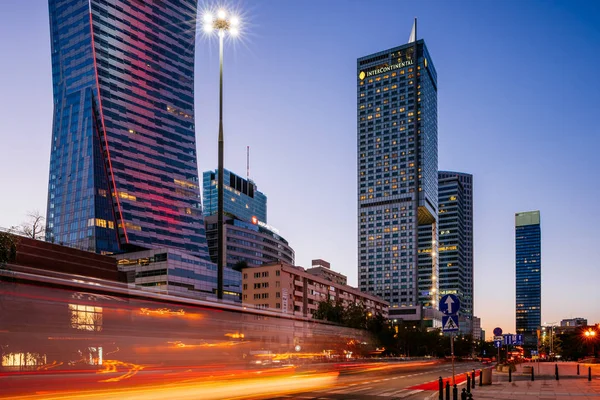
[{"left": 201, "top": 8, "right": 241, "bottom": 300}]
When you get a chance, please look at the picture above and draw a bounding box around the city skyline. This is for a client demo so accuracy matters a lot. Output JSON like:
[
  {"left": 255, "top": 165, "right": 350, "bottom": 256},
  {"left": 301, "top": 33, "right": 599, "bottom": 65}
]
[{"left": 1, "top": 0, "right": 599, "bottom": 338}]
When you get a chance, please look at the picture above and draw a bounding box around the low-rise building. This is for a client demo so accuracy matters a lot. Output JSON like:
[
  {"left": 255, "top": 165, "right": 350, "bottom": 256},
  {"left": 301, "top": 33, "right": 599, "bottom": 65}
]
[
  {"left": 306, "top": 259, "right": 347, "bottom": 286},
  {"left": 241, "top": 261, "right": 388, "bottom": 318},
  {"left": 115, "top": 248, "right": 240, "bottom": 302},
  {"left": 560, "top": 318, "right": 587, "bottom": 328}
]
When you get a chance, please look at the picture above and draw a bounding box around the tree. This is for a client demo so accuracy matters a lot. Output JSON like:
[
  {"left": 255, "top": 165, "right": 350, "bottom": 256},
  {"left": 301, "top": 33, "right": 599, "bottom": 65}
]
[
  {"left": 0, "top": 231, "right": 19, "bottom": 266},
  {"left": 312, "top": 298, "right": 344, "bottom": 324},
  {"left": 18, "top": 210, "right": 46, "bottom": 240}
]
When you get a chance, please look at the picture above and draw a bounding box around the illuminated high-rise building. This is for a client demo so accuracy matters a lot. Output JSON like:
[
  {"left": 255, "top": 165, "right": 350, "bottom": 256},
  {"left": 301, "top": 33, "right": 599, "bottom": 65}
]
[
  {"left": 438, "top": 171, "right": 474, "bottom": 318},
  {"left": 202, "top": 169, "right": 267, "bottom": 223},
  {"left": 515, "top": 210, "right": 541, "bottom": 346},
  {"left": 46, "top": 0, "right": 210, "bottom": 259},
  {"left": 357, "top": 22, "right": 438, "bottom": 322}
]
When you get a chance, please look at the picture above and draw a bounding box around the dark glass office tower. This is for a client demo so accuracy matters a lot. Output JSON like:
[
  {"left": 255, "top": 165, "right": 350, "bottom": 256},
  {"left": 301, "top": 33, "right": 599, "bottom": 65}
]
[
  {"left": 202, "top": 169, "right": 267, "bottom": 223},
  {"left": 357, "top": 31, "right": 438, "bottom": 318},
  {"left": 46, "top": 0, "right": 210, "bottom": 259},
  {"left": 438, "top": 172, "right": 474, "bottom": 318},
  {"left": 515, "top": 211, "right": 541, "bottom": 346}
]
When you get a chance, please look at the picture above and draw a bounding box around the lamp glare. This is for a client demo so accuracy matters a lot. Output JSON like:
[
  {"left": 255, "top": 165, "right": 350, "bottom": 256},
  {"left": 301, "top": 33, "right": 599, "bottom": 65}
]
[
  {"left": 203, "top": 24, "right": 213, "bottom": 33},
  {"left": 230, "top": 16, "right": 240, "bottom": 26},
  {"left": 203, "top": 13, "right": 214, "bottom": 24},
  {"left": 230, "top": 27, "right": 239, "bottom": 37},
  {"left": 217, "top": 9, "right": 227, "bottom": 19}
]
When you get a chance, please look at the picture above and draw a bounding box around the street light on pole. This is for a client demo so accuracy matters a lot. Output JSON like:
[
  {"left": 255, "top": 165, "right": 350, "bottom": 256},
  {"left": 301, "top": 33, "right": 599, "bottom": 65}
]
[
  {"left": 584, "top": 328, "right": 597, "bottom": 357},
  {"left": 201, "top": 8, "right": 241, "bottom": 300}
]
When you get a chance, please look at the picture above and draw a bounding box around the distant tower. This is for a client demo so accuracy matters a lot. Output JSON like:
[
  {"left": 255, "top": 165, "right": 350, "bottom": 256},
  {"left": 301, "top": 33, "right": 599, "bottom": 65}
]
[{"left": 515, "top": 211, "right": 541, "bottom": 347}]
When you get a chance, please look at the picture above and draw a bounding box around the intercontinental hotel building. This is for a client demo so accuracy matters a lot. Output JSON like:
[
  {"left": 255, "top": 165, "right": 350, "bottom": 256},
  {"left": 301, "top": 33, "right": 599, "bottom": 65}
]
[{"left": 357, "top": 32, "right": 439, "bottom": 322}]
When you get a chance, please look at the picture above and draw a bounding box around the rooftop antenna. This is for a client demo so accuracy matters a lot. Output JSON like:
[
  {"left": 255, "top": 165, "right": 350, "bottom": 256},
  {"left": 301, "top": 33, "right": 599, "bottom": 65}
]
[
  {"left": 246, "top": 145, "right": 250, "bottom": 180},
  {"left": 408, "top": 17, "right": 417, "bottom": 43}
]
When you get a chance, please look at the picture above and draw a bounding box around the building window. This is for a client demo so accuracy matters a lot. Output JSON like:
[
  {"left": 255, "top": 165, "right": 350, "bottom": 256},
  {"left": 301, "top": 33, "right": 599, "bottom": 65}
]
[
  {"left": 243, "top": 284, "right": 247, "bottom": 290},
  {"left": 276, "top": 270, "right": 280, "bottom": 277}
]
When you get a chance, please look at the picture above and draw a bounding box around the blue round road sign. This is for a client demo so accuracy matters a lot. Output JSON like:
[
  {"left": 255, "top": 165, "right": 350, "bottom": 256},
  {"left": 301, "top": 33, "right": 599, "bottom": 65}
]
[
  {"left": 439, "top": 294, "right": 460, "bottom": 315},
  {"left": 493, "top": 327, "right": 503, "bottom": 336}
]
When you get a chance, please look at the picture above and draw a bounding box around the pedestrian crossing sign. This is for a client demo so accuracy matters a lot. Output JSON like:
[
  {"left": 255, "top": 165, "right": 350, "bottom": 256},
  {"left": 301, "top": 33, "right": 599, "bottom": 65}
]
[{"left": 442, "top": 315, "right": 459, "bottom": 332}]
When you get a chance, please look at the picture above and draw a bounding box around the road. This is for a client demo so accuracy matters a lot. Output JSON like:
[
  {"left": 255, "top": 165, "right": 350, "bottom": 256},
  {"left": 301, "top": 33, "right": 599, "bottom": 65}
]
[
  {"left": 0, "top": 360, "right": 485, "bottom": 400},
  {"left": 245, "top": 360, "right": 484, "bottom": 400}
]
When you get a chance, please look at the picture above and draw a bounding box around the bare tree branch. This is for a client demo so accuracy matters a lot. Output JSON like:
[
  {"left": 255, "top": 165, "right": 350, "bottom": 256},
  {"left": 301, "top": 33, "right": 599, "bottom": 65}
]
[{"left": 19, "top": 210, "right": 46, "bottom": 240}]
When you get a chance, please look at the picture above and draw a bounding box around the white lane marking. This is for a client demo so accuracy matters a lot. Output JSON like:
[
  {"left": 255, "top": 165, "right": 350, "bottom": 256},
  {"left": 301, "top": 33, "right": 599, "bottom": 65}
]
[
  {"left": 377, "top": 389, "right": 408, "bottom": 397},
  {"left": 330, "top": 386, "right": 373, "bottom": 394},
  {"left": 395, "top": 389, "right": 423, "bottom": 398}
]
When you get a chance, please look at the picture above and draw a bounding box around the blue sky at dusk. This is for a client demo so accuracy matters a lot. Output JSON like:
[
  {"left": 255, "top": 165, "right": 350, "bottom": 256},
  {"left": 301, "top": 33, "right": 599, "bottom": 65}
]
[{"left": 0, "top": 0, "right": 599, "bottom": 338}]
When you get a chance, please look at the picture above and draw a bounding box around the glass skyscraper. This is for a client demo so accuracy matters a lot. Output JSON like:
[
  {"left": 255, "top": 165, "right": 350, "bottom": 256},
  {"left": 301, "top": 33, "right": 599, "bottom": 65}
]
[
  {"left": 515, "top": 211, "right": 541, "bottom": 346},
  {"left": 202, "top": 169, "right": 267, "bottom": 223},
  {"left": 46, "top": 0, "right": 210, "bottom": 259},
  {"left": 438, "top": 172, "right": 474, "bottom": 318},
  {"left": 357, "top": 34, "right": 438, "bottom": 319}
]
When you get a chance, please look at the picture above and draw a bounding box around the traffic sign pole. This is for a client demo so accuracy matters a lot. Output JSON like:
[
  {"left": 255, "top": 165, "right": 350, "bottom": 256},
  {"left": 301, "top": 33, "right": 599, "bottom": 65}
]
[{"left": 451, "top": 334, "right": 455, "bottom": 385}]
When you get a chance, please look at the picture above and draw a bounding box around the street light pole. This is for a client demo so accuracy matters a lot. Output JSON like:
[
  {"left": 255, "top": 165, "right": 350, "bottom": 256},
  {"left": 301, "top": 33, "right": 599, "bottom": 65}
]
[
  {"left": 217, "top": 29, "right": 224, "bottom": 300},
  {"left": 202, "top": 9, "right": 240, "bottom": 300}
]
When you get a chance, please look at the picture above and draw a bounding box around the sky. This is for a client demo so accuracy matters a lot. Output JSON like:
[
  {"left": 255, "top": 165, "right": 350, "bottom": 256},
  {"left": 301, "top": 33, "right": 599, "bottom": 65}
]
[{"left": 1, "top": 0, "right": 599, "bottom": 339}]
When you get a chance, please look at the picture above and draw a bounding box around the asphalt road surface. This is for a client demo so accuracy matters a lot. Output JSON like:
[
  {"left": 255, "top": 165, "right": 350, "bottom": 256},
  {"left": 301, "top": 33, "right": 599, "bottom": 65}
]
[{"left": 250, "top": 361, "right": 484, "bottom": 400}]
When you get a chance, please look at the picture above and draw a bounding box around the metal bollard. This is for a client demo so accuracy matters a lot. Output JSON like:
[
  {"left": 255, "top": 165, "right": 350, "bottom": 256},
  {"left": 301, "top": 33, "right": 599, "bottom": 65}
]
[
  {"left": 439, "top": 376, "right": 444, "bottom": 400},
  {"left": 446, "top": 380, "right": 450, "bottom": 400},
  {"left": 555, "top": 363, "right": 559, "bottom": 381},
  {"left": 453, "top": 384, "right": 458, "bottom": 400},
  {"left": 479, "top": 369, "right": 483, "bottom": 386},
  {"left": 509, "top": 366, "right": 512, "bottom": 382},
  {"left": 531, "top": 366, "right": 535, "bottom": 381},
  {"left": 589, "top": 366, "right": 592, "bottom": 382},
  {"left": 466, "top": 374, "right": 471, "bottom": 393},
  {"left": 471, "top": 369, "right": 475, "bottom": 389},
  {"left": 461, "top": 388, "right": 467, "bottom": 400},
  {"left": 577, "top": 363, "right": 580, "bottom": 375}
]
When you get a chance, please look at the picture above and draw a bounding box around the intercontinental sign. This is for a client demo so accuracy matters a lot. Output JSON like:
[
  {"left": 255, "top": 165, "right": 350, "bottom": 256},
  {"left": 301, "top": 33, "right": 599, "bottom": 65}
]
[{"left": 359, "top": 59, "right": 414, "bottom": 80}]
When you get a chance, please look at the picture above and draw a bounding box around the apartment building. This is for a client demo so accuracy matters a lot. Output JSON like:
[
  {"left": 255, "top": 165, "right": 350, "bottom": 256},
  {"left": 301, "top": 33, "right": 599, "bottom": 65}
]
[{"left": 242, "top": 262, "right": 388, "bottom": 318}]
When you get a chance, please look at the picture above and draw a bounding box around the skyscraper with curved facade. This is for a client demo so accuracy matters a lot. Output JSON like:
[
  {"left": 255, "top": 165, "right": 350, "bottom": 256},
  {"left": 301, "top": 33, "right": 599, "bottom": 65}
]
[{"left": 46, "top": 0, "right": 209, "bottom": 259}]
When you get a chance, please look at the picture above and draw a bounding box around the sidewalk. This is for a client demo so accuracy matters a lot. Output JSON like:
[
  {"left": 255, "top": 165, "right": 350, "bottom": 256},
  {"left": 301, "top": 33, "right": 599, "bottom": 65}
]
[{"left": 467, "top": 362, "right": 600, "bottom": 399}]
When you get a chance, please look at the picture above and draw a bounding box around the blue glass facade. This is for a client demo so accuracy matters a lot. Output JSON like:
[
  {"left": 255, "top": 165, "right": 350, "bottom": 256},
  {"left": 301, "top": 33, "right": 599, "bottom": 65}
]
[
  {"left": 515, "top": 211, "right": 541, "bottom": 344},
  {"left": 46, "top": 0, "right": 210, "bottom": 259},
  {"left": 357, "top": 39, "right": 438, "bottom": 313},
  {"left": 202, "top": 169, "right": 267, "bottom": 223}
]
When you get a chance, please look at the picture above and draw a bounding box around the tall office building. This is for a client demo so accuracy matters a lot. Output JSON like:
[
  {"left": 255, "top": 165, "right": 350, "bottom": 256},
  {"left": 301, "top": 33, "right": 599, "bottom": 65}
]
[
  {"left": 46, "top": 0, "right": 210, "bottom": 259},
  {"left": 515, "top": 211, "right": 541, "bottom": 346},
  {"left": 202, "top": 169, "right": 267, "bottom": 223},
  {"left": 438, "top": 172, "right": 474, "bottom": 318},
  {"left": 357, "top": 24, "right": 438, "bottom": 321}
]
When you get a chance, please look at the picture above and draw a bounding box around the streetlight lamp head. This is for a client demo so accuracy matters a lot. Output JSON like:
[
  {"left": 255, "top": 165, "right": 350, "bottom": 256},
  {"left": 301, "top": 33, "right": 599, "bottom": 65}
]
[
  {"left": 202, "top": 12, "right": 214, "bottom": 24},
  {"left": 230, "top": 16, "right": 240, "bottom": 27},
  {"left": 217, "top": 9, "right": 227, "bottom": 19}
]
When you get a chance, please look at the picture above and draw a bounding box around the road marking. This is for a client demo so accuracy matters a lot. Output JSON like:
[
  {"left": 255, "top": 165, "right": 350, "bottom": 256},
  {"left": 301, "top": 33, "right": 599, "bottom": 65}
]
[
  {"left": 396, "top": 389, "right": 423, "bottom": 398},
  {"left": 330, "top": 386, "right": 373, "bottom": 394}
]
